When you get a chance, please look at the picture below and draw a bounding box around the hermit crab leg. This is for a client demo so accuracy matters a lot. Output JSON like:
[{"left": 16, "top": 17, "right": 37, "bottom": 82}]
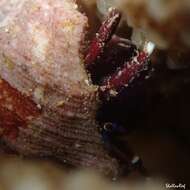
[
  {"left": 100, "top": 42, "right": 155, "bottom": 99},
  {"left": 85, "top": 8, "right": 121, "bottom": 69},
  {"left": 100, "top": 50, "right": 149, "bottom": 96}
]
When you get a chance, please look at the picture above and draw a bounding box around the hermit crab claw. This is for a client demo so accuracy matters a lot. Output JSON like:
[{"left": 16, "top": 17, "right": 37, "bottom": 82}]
[{"left": 85, "top": 8, "right": 155, "bottom": 100}]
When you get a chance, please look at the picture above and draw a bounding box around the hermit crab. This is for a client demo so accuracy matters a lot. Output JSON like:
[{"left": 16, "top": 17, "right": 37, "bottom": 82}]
[{"left": 0, "top": 0, "right": 153, "bottom": 177}]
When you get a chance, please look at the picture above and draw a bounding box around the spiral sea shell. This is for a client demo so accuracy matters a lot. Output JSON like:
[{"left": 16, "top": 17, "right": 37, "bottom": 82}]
[{"left": 0, "top": 0, "right": 120, "bottom": 176}]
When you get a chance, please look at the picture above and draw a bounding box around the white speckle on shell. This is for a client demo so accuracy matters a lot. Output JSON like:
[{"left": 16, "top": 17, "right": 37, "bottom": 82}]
[
  {"left": 56, "top": 100, "right": 65, "bottom": 107},
  {"left": 84, "top": 79, "right": 90, "bottom": 86},
  {"left": 28, "top": 23, "right": 49, "bottom": 62},
  {"left": 34, "top": 87, "right": 44, "bottom": 102}
]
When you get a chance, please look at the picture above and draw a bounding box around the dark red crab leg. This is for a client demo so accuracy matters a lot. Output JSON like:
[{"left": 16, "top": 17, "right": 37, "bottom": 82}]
[
  {"left": 85, "top": 8, "right": 121, "bottom": 68},
  {"left": 100, "top": 49, "right": 151, "bottom": 99}
]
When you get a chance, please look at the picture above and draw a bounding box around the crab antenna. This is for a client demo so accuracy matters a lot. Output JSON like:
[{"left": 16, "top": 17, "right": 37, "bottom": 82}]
[{"left": 85, "top": 8, "right": 121, "bottom": 68}]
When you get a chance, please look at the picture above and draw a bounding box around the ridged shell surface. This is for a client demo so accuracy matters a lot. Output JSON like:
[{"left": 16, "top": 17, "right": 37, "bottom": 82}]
[{"left": 0, "top": 0, "right": 119, "bottom": 176}]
